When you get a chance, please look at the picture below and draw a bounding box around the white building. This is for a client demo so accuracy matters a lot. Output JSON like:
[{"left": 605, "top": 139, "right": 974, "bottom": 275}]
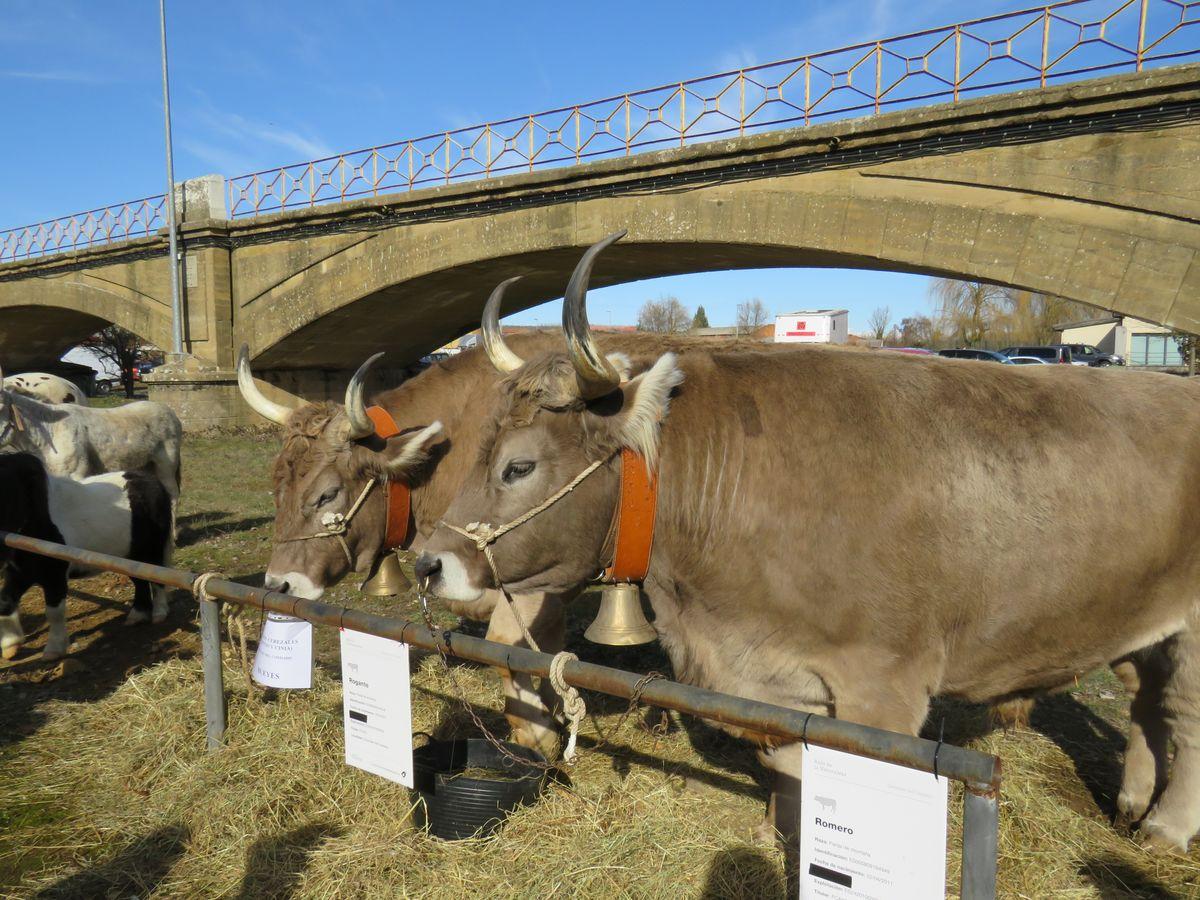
[
  {"left": 773, "top": 309, "right": 849, "bottom": 344},
  {"left": 1054, "top": 314, "right": 1186, "bottom": 368}
]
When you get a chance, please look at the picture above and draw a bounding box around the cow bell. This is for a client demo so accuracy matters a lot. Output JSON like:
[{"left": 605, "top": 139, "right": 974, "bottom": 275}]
[
  {"left": 584, "top": 583, "right": 657, "bottom": 646},
  {"left": 360, "top": 552, "right": 411, "bottom": 597}
]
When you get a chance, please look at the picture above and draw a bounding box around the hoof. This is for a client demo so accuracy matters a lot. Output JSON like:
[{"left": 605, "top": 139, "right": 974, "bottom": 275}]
[
  {"left": 2, "top": 644, "right": 20, "bottom": 660},
  {"left": 151, "top": 609, "right": 168, "bottom": 624},
  {"left": 752, "top": 819, "right": 779, "bottom": 847},
  {"left": 1117, "top": 790, "right": 1151, "bottom": 824},
  {"left": 41, "top": 647, "right": 64, "bottom": 662},
  {"left": 1139, "top": 820, "right": 1190, "bottom": 854},
  {"left": 125, "top": 609, "right": 150, "bottom": 626}
]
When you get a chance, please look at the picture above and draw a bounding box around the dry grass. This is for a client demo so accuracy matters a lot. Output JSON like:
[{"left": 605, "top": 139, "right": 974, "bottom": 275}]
[{"left": 1, "top": 433, "right": 1199, "bottom": 897}]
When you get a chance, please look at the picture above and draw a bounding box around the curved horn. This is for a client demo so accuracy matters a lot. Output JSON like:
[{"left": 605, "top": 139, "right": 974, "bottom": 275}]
[
  {"left": 482, "top": 276, "right": 526, "bottom": 373},
  {"left": 563, "top": 231, "right": 626, "bottom": 400},
  {"left": 236, "top": 344, "right": 291, "bottom": 425},
  {"left": 344, "top": 352, "right": 384, "bottom": 440}
]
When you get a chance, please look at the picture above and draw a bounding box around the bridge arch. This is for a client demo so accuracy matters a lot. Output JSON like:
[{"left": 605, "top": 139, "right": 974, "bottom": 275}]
[
  {"left": 241, "top": 117, "right": 1199, "bottom": 369},
  {"left": 0, "top": 272, "right": 172, "bottom": 370}
]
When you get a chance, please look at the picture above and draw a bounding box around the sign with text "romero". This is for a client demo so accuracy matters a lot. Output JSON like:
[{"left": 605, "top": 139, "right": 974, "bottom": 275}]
[{"left": 799, "top": 744, "right": 948, "bottom": 899}]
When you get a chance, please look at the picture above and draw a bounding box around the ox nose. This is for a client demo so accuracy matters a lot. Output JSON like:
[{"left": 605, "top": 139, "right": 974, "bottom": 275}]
[
  {"left": 264, "top": 573, "right": 289, "bottom": 594},
  {"left": 414, "top": 553, "right": 441, "bottom": 587}
]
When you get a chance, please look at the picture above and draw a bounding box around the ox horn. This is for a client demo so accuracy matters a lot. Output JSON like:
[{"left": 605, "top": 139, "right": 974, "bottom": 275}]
[
  {"left": 236, "top": 345, "right": 291, "bottom": 426},
  {"left": 344, "top": 352, "right": 384, "bottom": 441},
  {"left": 563, "top": 231, "right": 627, "bottom": 400},
  {"left": 481, "top": 276, "right": 526, "bottom": 373}
]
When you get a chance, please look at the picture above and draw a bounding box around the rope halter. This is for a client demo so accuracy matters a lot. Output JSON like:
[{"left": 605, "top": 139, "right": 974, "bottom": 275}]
[
  {"left": 277, "top": 477, "right": 380, "bottom": 566},
  {"left": 438, "top": 453, "right": 612, "bottom": 591}
]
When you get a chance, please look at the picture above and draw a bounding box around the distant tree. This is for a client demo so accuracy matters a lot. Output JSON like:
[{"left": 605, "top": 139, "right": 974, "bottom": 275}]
[
  {"left": 691, "top": 305, "right": 710, "bottom": 330},
  {"left": 736, "top": 298, "right": 770, "bottom": 336},
  {"left": 81, "top": 325, "right": 152, "bottom": 398},
  {"left": 637, "top": 296, "right": 691, "bottom": 334},
  {"left": 1175, "top": 331, "right": 1199, "bottom": 376},
  {"left": 931, "top": 279, "right": 1009, "bottom": 347},
  {"left": 898, "top": 315, "right": 935, "bottom": 348},
  {"left": 868, "top": 306, "right": 891, "bottom": 342}
]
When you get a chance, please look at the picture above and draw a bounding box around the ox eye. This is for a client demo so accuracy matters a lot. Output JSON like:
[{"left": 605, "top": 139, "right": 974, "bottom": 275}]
[
  {"left": 502, "top": 460, "right": 535, "bottom": 483},
  {"left": 315, "top": 487, "right": 340, "bottom": 508}
]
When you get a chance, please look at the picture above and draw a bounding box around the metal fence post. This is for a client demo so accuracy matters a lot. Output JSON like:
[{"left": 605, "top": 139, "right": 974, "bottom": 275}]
[
  {"left": 199, "top": 598, "right": 226, "bottom": 750},
  {"left": 961, "top": 785, "right": 999, "bottom": 899}
]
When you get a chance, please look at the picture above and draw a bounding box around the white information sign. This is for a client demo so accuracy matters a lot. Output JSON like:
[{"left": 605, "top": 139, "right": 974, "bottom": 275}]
[
  {"left": 799, "top": 744, "right": 948, "bottom": 899},
  {"left": 340, "top": 628, "right": 413, "bottom": 788},
  {"left": 251, "top": 612, "right": 313, "bottom": 689}
]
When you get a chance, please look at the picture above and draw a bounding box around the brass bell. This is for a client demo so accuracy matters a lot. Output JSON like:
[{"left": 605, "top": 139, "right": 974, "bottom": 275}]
[
  {"left": 584, "top": 583, "right": 657, "bottom": 646},
  {"left": 360, "top": 552, "right": 411, "bottom": 597}
]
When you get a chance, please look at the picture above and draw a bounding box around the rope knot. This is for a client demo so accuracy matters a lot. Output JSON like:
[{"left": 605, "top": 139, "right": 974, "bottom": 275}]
[
  {"left": 548, "top": 651, "right": 586, "bottom": 763},
  {"left": 319, "top": 511, "right": 348, "bottom": 533}
]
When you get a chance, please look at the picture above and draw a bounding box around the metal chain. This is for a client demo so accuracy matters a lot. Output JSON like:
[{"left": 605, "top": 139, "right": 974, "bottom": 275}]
[{"left": 417, "top": 585, "right": 562, "bottom": 773}]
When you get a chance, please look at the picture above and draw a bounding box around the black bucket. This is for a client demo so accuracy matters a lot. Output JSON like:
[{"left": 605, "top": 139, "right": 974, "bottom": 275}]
[{"left": 411, "top": 738, "right": 548, "bottom": 840}]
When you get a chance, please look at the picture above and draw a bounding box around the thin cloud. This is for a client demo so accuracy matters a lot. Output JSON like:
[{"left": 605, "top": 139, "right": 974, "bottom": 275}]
[
  {"left": 716, "top": 47, "right": 759, "bottom": 73},
  {"left": 0, "top": 69, "right": 104, "bottom": 84},
  {"left": 180, "top": 92, "right": 335, "bottom": 176}
]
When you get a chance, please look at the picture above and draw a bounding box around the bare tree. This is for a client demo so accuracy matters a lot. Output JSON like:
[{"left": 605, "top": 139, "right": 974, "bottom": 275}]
[
  {"left": 868, "top": 306, "right": 891, "bottom": 342},
  {"left": 930, "top": 279, "right": 1008, "bottom": 347},
  {"left": 898, "top": 315, "right": 935, "bottom": 348},
  {"left": 81, "top": 326, "right": 154, "bottom": 398},
  {"left": 736, "top": 298, "right": 771, "bottom": 336},
  {"left": 637, "top": 296, "right": 691, "bottom": 334}
]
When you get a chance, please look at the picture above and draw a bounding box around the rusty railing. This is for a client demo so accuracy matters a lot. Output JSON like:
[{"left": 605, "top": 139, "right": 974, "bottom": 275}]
[
  {"left": 3, "top": 529, "right": 1001, "bottom": 896},
  {"left": 2, "top": 0, "right": 1196, "bottom": 262}
]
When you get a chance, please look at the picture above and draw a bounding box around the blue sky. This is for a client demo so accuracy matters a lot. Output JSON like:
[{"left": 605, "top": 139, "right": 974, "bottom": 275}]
[{"left": 2, "top": 0, "right": 1031, "bottom": 334}]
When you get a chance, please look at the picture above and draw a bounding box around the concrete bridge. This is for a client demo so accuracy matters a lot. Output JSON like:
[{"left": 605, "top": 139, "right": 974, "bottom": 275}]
[{"left": 1, "top": 63, "right": 1198, "bottom": 426}]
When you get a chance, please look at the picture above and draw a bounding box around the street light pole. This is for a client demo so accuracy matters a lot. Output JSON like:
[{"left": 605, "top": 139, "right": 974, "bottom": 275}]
[{"left": 159, "top": 0, "right": 183, "bottom": 356}]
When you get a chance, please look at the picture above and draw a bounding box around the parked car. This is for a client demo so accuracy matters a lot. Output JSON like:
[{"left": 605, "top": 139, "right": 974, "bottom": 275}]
[
  {"left": 1008, "top": 356, "right": 1052, "bottom": 365},
  {"left": 1000, "top": 345, "right": 1074, "bottom": 364},
  {"left": 936, "top": 349, "right": 1014, "bottom": 364},
  {"left": 1062, "top": 343, "right": 1124, "bottom": 367}
]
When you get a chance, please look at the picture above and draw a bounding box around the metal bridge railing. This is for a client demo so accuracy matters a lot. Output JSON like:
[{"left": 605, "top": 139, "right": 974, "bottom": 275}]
[
  {"left": 2, "top": 529, "right": 1002, "bottom": 897},
  {"left": 2, "top": 0, "right": 1196, "bottom": 265}
]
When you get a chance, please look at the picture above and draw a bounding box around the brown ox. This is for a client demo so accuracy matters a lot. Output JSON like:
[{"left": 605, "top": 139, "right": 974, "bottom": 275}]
[
  {"left": 418, "top": 234, "right": 1200, "bottom": 851},
  {"left": 238, "top": 315, "right": 759, "bottom": 758}
]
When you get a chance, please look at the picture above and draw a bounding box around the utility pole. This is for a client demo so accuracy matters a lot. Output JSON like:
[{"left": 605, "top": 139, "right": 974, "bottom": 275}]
[{"left": 159, "top": 0, "right": 183, "bottom": 356}]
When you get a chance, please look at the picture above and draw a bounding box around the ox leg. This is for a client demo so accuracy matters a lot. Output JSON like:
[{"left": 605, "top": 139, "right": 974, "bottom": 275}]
[
  {"left": 151, "top": 585, "right": 170, "bottom": 623},
  {"left": 1141, "top": 628, "right": 1200, "bottom": 852},
  {"left": 0, "top": 569, "right": 28, "bottom": 660},
  {"left": 755, "top": 742, "right": 806, "bottom": 847},
  {"left": 1112, "top": 651, "right": 1170, "bottom": 824},
  {"left": 40, "top": 570, "right": 69, "bottom": 661},
  {"left": 125, "top": 578, "right": 154, "bottom": 626},
  {"left": 486, "top": 592, "right": 565, "bottom": 761}
]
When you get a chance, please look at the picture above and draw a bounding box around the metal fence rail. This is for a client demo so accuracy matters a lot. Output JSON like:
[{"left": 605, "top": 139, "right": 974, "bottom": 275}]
[
  {"left": 2, "top": 530, "right": 1002, "bottom": 897},
  {"left": 2, "top": 0, "right": 1197, "bottom": 263}
]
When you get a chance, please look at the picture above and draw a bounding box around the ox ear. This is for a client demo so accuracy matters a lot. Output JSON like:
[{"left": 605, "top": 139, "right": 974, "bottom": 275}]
[
  {"left": 379, "top": 421, "right": 445, "bottom": 479},
  {"left": 606, "top": 352, "right": 634, "bottom": 382},
  {"left": 604, "top": 352, "right": 684, "bottom": 466}
]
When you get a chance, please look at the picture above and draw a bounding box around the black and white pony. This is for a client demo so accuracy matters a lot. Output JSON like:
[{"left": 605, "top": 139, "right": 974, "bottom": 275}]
[{"left": 0, "top": 453, "right": 174, "bottom": 660}]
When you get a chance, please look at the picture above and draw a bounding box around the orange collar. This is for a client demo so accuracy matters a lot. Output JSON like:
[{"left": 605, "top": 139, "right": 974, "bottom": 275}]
[
  {"left": 603, "top": 448, "right": 659, "bottom": 583},
  {"left": 366, "top": 406, "right": 414, "bottom": 550}
]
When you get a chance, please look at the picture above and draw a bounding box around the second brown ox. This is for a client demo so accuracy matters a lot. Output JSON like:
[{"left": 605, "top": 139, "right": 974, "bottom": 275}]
[{"left": 418, "top": 233, "right": 1200, "bottom": 851}]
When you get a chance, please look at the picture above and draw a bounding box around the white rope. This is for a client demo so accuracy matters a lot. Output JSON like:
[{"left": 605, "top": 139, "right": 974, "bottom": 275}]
[
  {"left": 277, "top": 477, "right": 378, "bottom": 565},
  {"left": 549, "top": 651, "right": 585, "bottom": 763},
  {"left": 192, "top": 572, "right": 253, "bottom": 697}
]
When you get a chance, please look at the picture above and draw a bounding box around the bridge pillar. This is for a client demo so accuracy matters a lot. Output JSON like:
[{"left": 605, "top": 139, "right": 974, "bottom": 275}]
[{"left": 146, "top": 175, "right": 245, "bottom": 430}]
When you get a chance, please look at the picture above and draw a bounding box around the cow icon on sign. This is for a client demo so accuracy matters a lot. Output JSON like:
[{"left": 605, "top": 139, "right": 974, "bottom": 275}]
[{"left": 815, "top": 795, "right": 837, "bottom": 815}]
